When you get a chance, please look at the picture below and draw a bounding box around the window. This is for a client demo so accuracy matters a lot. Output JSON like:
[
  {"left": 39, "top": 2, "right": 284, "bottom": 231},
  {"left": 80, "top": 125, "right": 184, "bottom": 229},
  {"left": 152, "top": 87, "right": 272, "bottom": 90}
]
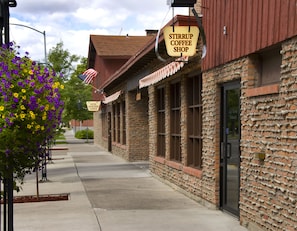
[
  {"left": 187, "top": 75, "right": 203, "bottom": 169},
  {"left": 101, "top": 105, "right": 107, "bottom": 138},
  {"left": 258, "top": 47, "right": 281, "bottom": 86},
  {"left": 170, "top": 82, "right": 181, "bottom": 162},
  {"left": 111, "top": 101, "right": 126, "bottom": 145},
  {"left": 117, "top": 103, "right": 121, "bottom": 143},
  {"left": 122, "top": 101, "right": 126, "bottom": 145},
  {"left": 112, "top": 104, "right": 116, "bottom": 142},
  {"left": 157, "top": 87, "right": 165, "bottom": 157}
]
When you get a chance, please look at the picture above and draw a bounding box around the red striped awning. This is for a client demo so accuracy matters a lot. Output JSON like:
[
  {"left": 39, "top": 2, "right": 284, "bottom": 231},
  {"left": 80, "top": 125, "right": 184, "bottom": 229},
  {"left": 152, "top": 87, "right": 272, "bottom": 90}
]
[{"left": 139, "top": 56, "right": 188, "bottom": 89}]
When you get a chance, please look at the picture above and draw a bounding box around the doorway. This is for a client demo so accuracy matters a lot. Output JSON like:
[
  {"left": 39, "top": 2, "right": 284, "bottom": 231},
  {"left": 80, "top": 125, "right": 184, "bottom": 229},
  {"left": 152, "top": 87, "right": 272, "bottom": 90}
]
[{"left": 220, "top": 81, "right": 241, "bottom": 216}]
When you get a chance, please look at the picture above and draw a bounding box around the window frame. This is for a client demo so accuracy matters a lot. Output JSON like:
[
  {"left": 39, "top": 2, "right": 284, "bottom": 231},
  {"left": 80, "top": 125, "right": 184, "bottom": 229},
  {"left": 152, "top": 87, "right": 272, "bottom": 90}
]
[
  {"left": 157, "top": 87, "right": 166, "bottom": 157},
  {"left": 122, "top": 101, "right": 126, "bottom": 145},
  {"left": 170, "top": 81, "right": 181, "bottom": 162},
  {"left": 187, "top": 74, "right": 203, "bottom": 169}
]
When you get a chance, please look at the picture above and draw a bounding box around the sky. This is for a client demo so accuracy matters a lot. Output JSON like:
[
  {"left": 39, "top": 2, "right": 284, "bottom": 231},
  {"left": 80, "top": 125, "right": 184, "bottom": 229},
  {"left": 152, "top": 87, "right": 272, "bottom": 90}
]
[{"left": 9, "top": 0, "right": 189, "bottom": 63}]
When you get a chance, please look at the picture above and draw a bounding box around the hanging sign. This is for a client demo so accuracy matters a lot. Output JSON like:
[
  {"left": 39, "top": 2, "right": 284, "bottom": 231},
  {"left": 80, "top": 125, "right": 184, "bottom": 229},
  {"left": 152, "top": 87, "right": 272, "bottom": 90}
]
[
  {"left": 163, "top": 26, "right": 199, "bottom": 57},
  {"left": 86, "top": 101, "right": 101, "bottom": 112}
]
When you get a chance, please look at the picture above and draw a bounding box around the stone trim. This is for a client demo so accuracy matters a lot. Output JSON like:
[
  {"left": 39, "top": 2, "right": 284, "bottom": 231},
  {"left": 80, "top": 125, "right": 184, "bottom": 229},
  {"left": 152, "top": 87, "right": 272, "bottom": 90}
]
[{"left": 245, "top": 83, "right": 279, "bottom": 97}]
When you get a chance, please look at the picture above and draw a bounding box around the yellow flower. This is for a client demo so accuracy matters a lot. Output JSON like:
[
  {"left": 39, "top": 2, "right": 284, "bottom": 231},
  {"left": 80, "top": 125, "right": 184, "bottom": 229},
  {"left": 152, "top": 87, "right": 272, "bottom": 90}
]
[
  {"left": 13, "top": 93, "right": 19, "bottom": 98},
  {"left": 27, "top": 124, "right": 32, "bottom": 129},
  {"left": 10, "top": 84, "right": 14, "bottom": 89},
  {"left": 20, "top": 105, "right": 26, "bottom": 110},
  {"left": 52, "top": 82, "right": 58, "bottom": 89},
  {"left": 60, "top": 84, "right": 64, "bottom": 89},
  {"left": 21, "top": 89, "right": 26, "bottom": 93},
  {"left": 29, "top": 70, "right": 33, "bottom": 75},
  {"left": 20, "top": 113, "right": 26, "bottom": 120},
  {"left": 41, "top": 126, "right": 45, "bottom": 131},
  {"left": 45, "top": 105, "right": 49, "bottom": 111},
  {"left": 0, "top": 106, "right": 4, "bottom": 111},
  {"left": 29, "top": 111, "right": 36, "bottom": 119},
  {"left": 22, "top": 96, "right": 27, "bottom": 100}
]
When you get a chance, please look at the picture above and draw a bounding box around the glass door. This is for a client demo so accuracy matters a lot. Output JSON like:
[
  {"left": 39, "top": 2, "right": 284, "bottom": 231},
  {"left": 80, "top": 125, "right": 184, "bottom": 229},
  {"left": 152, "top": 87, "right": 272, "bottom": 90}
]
[{"left": 220, "top": 81, "right": 241, "bottom": 216}]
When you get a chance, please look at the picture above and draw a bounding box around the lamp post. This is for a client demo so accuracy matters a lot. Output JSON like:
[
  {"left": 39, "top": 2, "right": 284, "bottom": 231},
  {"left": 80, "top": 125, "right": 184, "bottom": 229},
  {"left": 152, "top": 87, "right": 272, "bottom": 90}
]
[
  {"left": 0, "top": 2, "right": 17, "bottom": 230},
  {"left": 10, "top": 23, "right": 47, "bottom": 64}
]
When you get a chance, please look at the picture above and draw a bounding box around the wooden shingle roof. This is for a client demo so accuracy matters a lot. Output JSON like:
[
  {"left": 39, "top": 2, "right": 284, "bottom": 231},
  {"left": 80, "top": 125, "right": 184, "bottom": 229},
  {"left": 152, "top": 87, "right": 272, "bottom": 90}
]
[{"left": 90, "top": 35, "right": 153, "bottom": 58}]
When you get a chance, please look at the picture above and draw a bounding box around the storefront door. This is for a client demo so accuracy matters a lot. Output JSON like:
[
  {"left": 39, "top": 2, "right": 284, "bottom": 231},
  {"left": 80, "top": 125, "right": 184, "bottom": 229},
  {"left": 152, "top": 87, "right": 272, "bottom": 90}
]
[{"left": 220, "top": 81, "right": 241, "bottom": 216}]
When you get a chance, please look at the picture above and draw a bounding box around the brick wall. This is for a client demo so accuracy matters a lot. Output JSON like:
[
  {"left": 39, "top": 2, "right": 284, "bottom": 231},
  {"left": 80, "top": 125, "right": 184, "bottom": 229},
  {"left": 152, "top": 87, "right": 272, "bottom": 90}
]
[
  {"left": 201, "top": 37, "right": 297, "bottom": 230},
  {"left": 141, "top": 36, "right": 297, "bottom": 231},
  {"left": 126, "top": 90, "right": 149, "bottom": 161},
  {"left": 93, "top": 89, "right": 149, "bottom": 162},
  {"left": 240, "top": 37, "right": 297, "bottom": 231},
  {"left": 202, "top": 59, "right": 245, "bottom": 206},
  {"left": 148, "top": 59, "right": 218, "bottom": 208},
  {"left": 93, "top": 111, "right": 107, "bottom": 149}
]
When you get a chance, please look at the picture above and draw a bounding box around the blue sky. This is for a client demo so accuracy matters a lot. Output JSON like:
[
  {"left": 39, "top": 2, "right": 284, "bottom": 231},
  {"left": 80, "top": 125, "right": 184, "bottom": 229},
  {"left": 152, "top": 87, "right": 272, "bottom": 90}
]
[{"left": 9, "top": 0, "right": 189, "bottom": 63}]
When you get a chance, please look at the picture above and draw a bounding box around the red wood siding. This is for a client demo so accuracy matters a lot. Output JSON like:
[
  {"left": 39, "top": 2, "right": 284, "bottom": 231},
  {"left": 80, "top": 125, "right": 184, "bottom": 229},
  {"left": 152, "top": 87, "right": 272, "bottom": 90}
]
[{"left": 201, "top": 0, "right": 297, "bottom": 70}]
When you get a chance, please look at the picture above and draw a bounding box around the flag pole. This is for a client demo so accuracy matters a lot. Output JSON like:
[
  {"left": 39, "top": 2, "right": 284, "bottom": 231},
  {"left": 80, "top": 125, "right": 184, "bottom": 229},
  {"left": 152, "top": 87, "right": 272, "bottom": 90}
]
[{"left": 88, "top": 84, "right": 101, "bottom": 93}]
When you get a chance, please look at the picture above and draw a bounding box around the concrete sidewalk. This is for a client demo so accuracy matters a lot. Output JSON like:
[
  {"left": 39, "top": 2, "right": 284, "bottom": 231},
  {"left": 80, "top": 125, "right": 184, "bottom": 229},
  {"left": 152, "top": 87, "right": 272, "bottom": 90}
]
[{"left": 13, "top": 130, "right": 247, "bottom": 231}]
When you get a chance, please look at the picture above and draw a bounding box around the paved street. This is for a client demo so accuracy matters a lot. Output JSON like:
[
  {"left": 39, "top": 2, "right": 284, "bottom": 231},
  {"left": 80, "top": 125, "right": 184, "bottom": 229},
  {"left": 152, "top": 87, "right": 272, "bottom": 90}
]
[{"left": 12, "top": 130, "right": 247, "bottom": 231}]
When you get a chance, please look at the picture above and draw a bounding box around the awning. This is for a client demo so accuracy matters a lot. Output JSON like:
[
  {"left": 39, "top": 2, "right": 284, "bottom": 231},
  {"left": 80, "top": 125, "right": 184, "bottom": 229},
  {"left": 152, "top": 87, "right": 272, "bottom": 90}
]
[
  {"left": 103, "top": 90, "right": 122, "bottom": 104},
  {"left": 139, "top": 56, "right": 188, "bottom": 89}
]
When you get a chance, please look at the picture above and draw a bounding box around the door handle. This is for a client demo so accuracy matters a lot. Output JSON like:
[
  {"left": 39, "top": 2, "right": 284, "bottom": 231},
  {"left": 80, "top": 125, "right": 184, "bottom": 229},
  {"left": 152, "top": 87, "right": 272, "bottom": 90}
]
[
  {"left": 220, "top": 142, "right": 224, "bottom": 161},
  {"left": 227, "top": 142, "right": 231, "bottom": 158}
]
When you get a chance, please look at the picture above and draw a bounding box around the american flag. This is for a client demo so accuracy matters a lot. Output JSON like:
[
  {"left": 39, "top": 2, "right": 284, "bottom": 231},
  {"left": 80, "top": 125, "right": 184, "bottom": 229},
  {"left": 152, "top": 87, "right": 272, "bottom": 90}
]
[{"left": 78, "top": 68, "right": 98, "bottom": 84}]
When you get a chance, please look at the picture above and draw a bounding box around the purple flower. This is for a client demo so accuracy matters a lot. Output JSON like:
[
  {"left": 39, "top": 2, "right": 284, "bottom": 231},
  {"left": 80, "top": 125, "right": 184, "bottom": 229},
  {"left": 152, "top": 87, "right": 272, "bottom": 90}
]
[
  {"left": 17, "top": 81, "right": 24, "bottom": 87},
  {"left": 30, "top": 81, "right": 35, "bottom": 87}
]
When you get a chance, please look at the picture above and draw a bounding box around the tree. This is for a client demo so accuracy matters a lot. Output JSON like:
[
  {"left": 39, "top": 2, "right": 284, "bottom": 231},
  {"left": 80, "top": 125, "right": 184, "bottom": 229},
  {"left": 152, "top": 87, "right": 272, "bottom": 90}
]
[
  {"left": 62, "top": 57, "right": 93, "bottom": 124},
  {"left": 47, "top": 42, "right": 92, "bottom": 125},
  {"left": 47, "top": 41, "right": 80, "bottom": 81}
]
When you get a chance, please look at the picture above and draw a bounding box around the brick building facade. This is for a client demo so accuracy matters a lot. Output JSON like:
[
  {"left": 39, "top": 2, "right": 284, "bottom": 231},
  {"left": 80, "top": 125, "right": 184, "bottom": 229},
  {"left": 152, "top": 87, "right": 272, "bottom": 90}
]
[
  {"left": 239, "top": 38, "right": 297, "bottom": 231},
  {"left": 87, "top": 1, "right": 297, "bottom": 230},
  {"left": 90, "top": 34, "right": 153, "bottom": 160}
]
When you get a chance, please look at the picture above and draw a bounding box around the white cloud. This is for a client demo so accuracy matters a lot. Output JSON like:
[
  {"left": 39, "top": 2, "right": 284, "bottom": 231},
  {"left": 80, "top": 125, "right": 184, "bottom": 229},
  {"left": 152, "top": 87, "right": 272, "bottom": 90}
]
[{"left": 9, "top": 0, "right": 190, "bottom": 62}]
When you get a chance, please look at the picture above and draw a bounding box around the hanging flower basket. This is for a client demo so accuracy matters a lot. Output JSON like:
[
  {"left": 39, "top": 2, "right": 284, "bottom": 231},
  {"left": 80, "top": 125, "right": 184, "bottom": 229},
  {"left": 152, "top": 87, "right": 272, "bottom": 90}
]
[{"left": 0, "top": 43, "right": 64, "bottom": 181}]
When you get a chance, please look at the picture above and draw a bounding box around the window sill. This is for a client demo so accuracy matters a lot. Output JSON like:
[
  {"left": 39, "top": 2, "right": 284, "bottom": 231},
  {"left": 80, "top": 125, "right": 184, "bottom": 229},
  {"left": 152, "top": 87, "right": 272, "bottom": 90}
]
[
  {"left": 154, "top": 156, "right": 166, "bottom": 164},
  {"left": 153, "top": 157, "right": 202, "bottom": 178},
  {"left": 112, "top": 142, "right": 127, "bottom": 149},
  {"left": 245, "top": 83, "right": 279, "bottom": 97},
  {"left": 183, "top": 166, "right": 202, "bottom": 178},
  {"left": 167, "top": 160, "right": 183, "bottom": 170}
]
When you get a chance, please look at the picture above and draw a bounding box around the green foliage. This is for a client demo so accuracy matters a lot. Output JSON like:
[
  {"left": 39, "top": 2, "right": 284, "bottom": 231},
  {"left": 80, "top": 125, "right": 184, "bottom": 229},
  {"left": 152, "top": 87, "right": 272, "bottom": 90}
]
[
  {"left": 0, "top": 43, "right": 64, "bottom": 180},
  {"left": 47, "top": 41, "right": 80, "bottom": 81},
  {"left": 75, "top": 129, "right": 94, "bottom": 139},
  {"left": 61, "top": 57, "right": 93, "bottom": 124},
  {"left": 47, "top": 42, "right": 93, "bottom": 125}
]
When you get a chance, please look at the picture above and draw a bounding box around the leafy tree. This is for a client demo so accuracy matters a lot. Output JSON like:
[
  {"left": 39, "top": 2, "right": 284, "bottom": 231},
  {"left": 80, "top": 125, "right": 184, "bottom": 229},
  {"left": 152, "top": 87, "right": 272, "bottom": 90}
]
[
  {"left": 47, "top": 41, "right": 80, "bottom": 81},
  {"left": 62, "top": 57, "right": 93, "bottom": 124},
  {"left": 47, "top": 43, "right": 93, "bottom": 125}
]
